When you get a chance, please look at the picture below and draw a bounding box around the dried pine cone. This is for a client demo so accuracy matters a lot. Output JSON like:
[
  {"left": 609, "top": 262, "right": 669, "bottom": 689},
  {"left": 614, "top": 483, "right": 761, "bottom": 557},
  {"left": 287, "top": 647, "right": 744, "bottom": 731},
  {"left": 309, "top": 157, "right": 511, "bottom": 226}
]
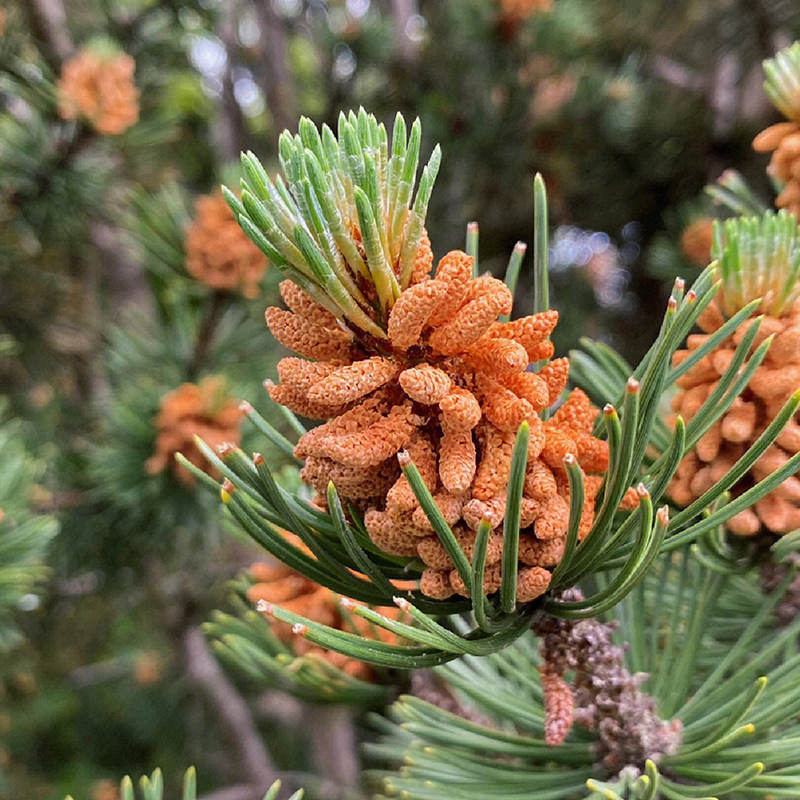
[
  {"left": 680, "top": 217, "right": 714, "bottom": 267},
  {"left": 247, "top": 560, "right": 403, "bottom": 681},
  {"left": 669, "top": 297, "right": 800, "bottom": 536},
  {"left": 185, "top": 191, "right": 268, "bottom": 298},
  {"left": 146, "top": 376, "right": 243, "bottom": 485},
  {"left": 265, "top": 244, "right": 610, "bottom": 603},
  {"left": 536, "top": 594, "right": 682, "bottom": 769},
  {"left": 57, "top": 48, "right": 139, "bottom": 135}
]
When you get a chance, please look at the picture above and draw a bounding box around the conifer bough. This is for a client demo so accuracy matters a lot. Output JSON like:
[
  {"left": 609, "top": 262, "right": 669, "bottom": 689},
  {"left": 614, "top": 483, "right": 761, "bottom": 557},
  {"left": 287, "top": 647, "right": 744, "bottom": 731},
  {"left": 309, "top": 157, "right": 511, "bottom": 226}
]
[
  {"left": 181, "top": 111, "right": 800, "bottom": 667},
  {"left": 370, "top": 548, "right": 800, "bottom": 799}
]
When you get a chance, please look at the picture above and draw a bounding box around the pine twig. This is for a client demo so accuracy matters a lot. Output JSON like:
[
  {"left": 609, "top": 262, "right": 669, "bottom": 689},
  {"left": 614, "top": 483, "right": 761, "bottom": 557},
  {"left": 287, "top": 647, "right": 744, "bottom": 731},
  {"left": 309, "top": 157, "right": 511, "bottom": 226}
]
[
  {"left": 187, "top": 291, "right": 226, "bottom": 381},
  {"left": 306, "top": 705, "right": 360, "bottom": 787},
  {"left": 184, "top": 626, "right": 277, "bottom": 788},
  {"left": 25, "top": 0, "right": 75, "bottom": 66}
]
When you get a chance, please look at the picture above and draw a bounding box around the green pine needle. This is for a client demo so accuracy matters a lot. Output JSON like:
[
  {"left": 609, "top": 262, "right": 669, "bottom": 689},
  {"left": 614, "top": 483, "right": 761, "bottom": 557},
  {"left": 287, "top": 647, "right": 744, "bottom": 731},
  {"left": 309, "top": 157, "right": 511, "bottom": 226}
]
[
  {"left": 228, "top": 110, "right": 440, "bottom": 337},
  {"left": 712, "top": 211, "right": 800, "bottom": 317},
  {"left": 763, "top": 41, "right": 800, "bottom": 122},
  {"left": 65, "top": 771, "right": 300, "bottom": 800}
]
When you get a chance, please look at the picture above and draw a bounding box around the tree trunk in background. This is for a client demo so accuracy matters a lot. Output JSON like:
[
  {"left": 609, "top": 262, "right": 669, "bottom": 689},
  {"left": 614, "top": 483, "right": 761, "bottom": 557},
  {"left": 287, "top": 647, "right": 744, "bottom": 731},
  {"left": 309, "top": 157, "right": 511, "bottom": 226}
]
[
  {"left": 185, "top": 626, "right": 278, "bottom": 788},
  {"left": 389, "top": 0, "right": 420, "bottom": 65},
  {"left": 711, "top": 53, "right": 740, "bottom": 141},
  {"left": 254, "top": 1, "right": 298, "bottom": 136},
  {"left": 217, "top": 0, "right": 249, "bottom": 162},
  {"left": 25, "top": 0, "right": 74, "bottom": 67}
]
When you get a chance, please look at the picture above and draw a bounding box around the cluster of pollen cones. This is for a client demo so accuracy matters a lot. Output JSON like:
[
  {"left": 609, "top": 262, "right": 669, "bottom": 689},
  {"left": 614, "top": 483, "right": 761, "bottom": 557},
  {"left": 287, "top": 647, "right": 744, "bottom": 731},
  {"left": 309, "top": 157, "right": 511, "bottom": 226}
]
[
  {"left": 264, "top": 235, "right": 623, "bottom": 602},
  {"left": 185, "top": 191, "right": 268, "bottom": 299},
  {"left": 670, "top": 299, "right": 800, "bottom": 535},
  {"left": 57, "top": 48, "right": 139, "bottom": 135},
  {"left": 146, "top": 376, "right": 243, "bottom": 486},
  {"left": 680, "top": 217, "right": 714, "bottom": 268},
  {"left": 247, "top": 558, "right": 403, "bottom": 682}
]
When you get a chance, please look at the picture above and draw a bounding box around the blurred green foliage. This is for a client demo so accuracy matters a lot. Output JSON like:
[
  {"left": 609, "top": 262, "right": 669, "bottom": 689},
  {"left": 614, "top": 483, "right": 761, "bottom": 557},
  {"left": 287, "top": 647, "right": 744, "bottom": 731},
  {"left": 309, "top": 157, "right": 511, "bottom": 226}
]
[{"left": 2, "top": 0, "right": 800, "bottom": 796}]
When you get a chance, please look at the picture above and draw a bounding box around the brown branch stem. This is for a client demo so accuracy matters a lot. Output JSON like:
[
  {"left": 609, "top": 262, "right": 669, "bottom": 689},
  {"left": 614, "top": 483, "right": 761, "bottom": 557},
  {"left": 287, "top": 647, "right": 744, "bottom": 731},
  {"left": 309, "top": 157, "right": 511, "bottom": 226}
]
[
  {"left": 184, "top": 626, "right": 277, "bottom": 788},
  {"left": 25, "top": 0, "right": 75, "bottom": 67}
]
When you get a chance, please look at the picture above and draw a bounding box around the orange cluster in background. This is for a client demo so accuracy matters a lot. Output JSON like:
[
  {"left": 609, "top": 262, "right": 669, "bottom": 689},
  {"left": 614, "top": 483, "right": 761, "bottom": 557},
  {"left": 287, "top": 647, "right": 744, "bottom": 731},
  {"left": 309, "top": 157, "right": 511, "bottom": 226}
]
[
  {"left": 89, "top": 780, "right": 120, "bottom": 800},
  {"left": 753, "top": 122, "right": 800, "bottom": 217},
  {"left": 264, "top": 242, "right": 616, "bottom": 603},
  {"left": 247, "top": 561, "right": 402, "bottom": 681},
  {"left": 680, "top": 217, "right": 715, "bottom": 267},
  {"left": 57, "top": 48, "right": 139, "bottom": 135},
  {"left": 185, "top": 192, "right": 268, "bottom": 298},
  {"left": 497, "top": 0, "right": 554, "bottom": 20},
  {"left": 146, "top": 376, "right": 243, "bottom": 486},
  {"left": 669, "top": 299, "right": 800, "bottom": 536},
  {"left": 131, "top": 652, "right": 161, "bottom": 687}
]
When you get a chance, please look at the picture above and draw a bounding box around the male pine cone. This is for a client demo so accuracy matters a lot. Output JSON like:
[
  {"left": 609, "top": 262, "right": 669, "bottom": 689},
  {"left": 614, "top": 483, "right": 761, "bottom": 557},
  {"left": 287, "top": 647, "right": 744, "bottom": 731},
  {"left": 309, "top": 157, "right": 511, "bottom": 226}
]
[
  {"left": 670, "top": 299, "right": 800, "bottom": 535},
  {"left": 265, "top": 243, "right": 613, "bottom": 603}
]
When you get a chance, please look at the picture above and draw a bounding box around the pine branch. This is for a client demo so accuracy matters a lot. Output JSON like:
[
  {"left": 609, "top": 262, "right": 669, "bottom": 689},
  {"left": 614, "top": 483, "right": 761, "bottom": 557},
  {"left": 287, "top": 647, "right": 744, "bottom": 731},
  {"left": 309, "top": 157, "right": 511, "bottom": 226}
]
[
  {"left": 24, "top": 0, "right": 74, "bottom": 67},
  {"left": 307, "top": 706, "right": 360, "bottom": 787},
  {"left": 187, "top": 291, "right": 226, "bottom": 381},
  {"left": 184, "top": 626, "right": 277, "bottom": 788}
]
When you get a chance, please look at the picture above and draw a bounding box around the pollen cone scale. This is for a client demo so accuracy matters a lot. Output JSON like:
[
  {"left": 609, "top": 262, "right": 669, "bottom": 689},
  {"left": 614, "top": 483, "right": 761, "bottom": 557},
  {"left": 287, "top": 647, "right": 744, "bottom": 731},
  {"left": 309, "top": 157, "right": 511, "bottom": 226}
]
[{"left": 753, "top": 42, "right": 800, "bottom": 217}]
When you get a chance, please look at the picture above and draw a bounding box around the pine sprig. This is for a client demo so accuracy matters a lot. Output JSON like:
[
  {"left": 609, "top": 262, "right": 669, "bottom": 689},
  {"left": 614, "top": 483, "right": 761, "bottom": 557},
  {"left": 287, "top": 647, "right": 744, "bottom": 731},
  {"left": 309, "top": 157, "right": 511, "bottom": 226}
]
[
  {"left": 64, "top": 768, "right": 303, "bottom": 800},
  {"left": 187, "top": 113, "right": 800, "bottom": 667},
  {"left": 367, "top": 548, "right": 800, "bottom": 799},
  {"left": 182, "top": 254, "right": 799, "bottom": 665},
  {"left": 204, "top": 579, "right": 395, "bottom": 706},
  {"left": 712, "top": 211, "right": 800, "bottom": 317},
  {"left": 227, "top": 109, "right": 441, "bottom": 337}
]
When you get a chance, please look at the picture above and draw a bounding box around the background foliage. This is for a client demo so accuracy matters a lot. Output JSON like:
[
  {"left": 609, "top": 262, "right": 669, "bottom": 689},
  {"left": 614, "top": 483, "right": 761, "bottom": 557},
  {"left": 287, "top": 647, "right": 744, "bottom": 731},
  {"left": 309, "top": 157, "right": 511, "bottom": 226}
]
[{"left": 3, "top": 0, "right": 800, "bottom": 798}]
